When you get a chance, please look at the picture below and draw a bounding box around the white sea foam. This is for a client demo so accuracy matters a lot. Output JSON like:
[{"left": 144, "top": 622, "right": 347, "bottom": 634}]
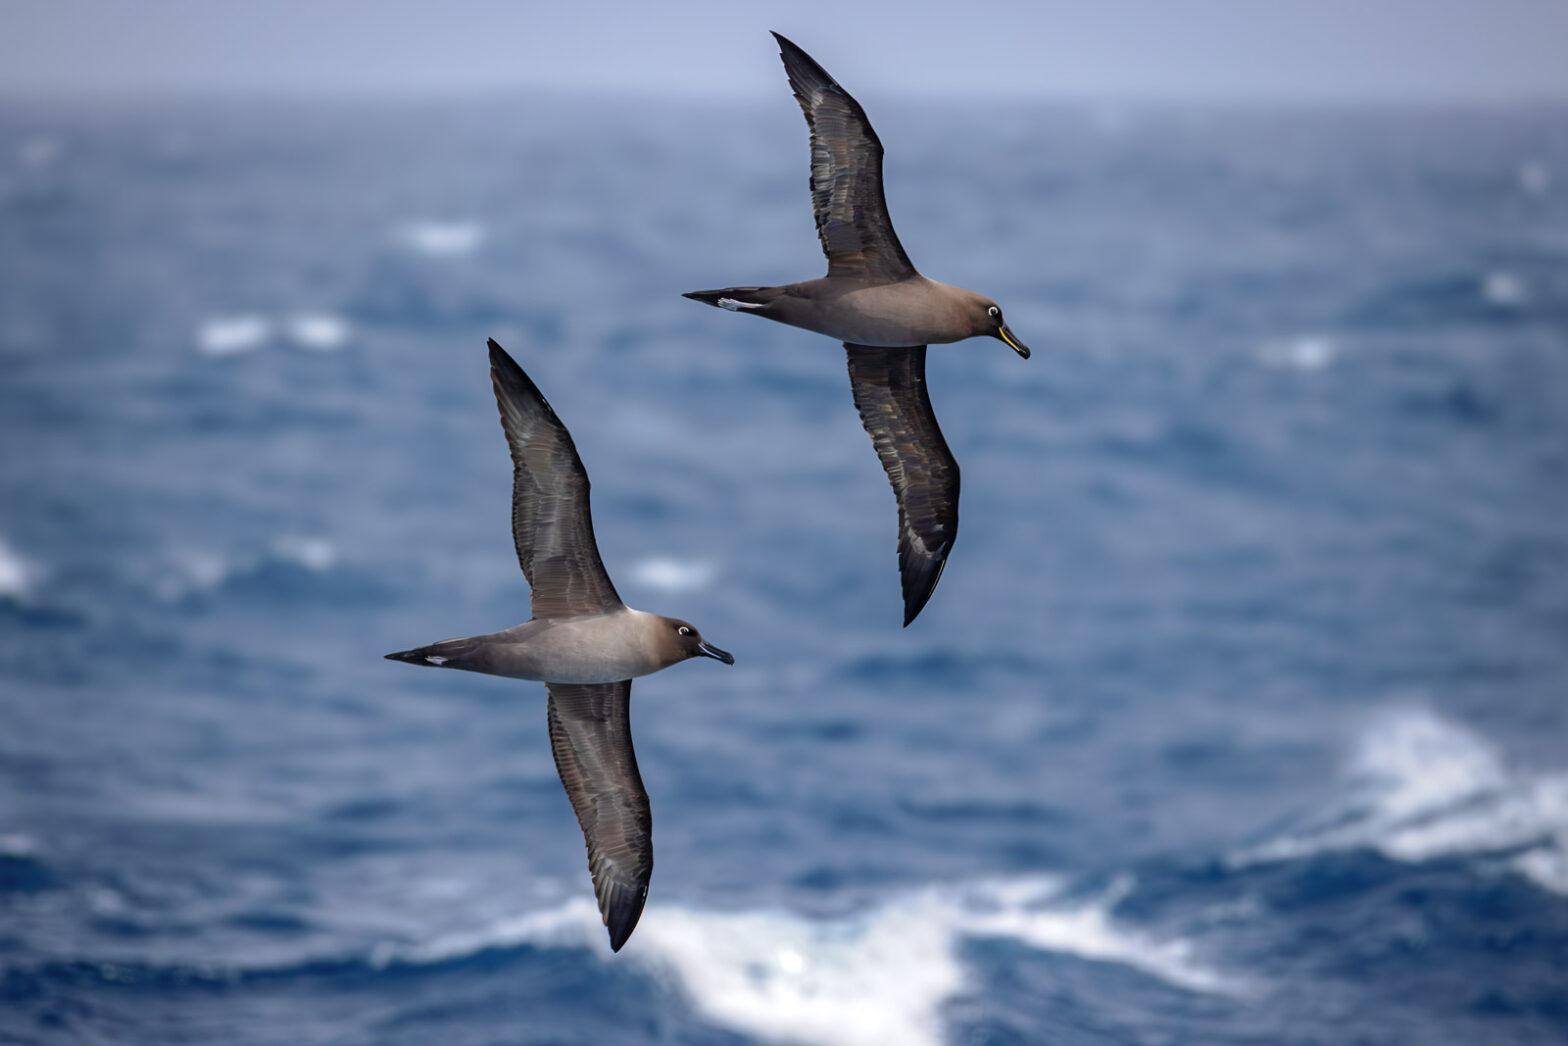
[
  {"left": 397, "top": 220, "right": 485, "bottom": 257},
  {"left": 155, "top": 537, "right": 337, "bottom": 600},
  {"left": 284, "top": 313, "right": 351, "bottom": 352},
  {"left": 0, "top": 536, "right": 36, "bottom": 600},
  {"left": 1481, "top": 271, "right": 1527, "bottom": 308},
  {"left": 271, "top": 535, "right": 337, "bottom": 572},
  {"left": 0, "top": 833, "right": 40, "bottom": 857},
  {"left": 196, "top": 315, "right": 271, "bottom": 356},
  {"left": 377, "top": 875, "right": 1232, "bottom": 1046},
  {"left": 19, "top": 137, "right": 60, "bottom": 168},
  {"left": 1518, "top": 161, "right": 1551, "bottom": 196},
  {"left": 154, "top": 548, "right": 232, "bottom": 600},
  {"left": 627, "top": 556, "right": 715, "bottom": 593},
  {"left": 1257, "top": 335, "right": 1336, "bottom": 372},
  {"left": 1234, "top": 707, "right": 1568, "bottom": 895}
]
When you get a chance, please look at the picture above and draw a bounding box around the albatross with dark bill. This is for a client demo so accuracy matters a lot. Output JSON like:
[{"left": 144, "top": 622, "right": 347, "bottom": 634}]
[
  {"left": 387, "top": 339, "right": 734, "bottom": 952},
  {"left": 685, "top": 32, "right": 1031, "bottom": 627}
]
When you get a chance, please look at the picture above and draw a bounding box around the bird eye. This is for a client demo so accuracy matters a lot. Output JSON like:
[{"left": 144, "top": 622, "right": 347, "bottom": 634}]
[
  {"left": 988, "top": 306, "right": 1000, "bottom": 318},
  {"left": 678, "top": 626, "right": 691, "bottom": 636}
]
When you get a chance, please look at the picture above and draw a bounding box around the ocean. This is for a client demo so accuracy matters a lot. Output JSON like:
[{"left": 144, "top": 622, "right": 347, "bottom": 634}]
[{"left": 1, "top": 94, "right": 1566, "bottom": 1044}]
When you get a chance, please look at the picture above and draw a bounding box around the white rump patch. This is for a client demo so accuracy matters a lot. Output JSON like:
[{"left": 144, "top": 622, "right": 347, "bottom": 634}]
[
  {"left": 425, "top": 655, "right": 448, "bottom": 665},
  {"left": 718, "top": 297, "right": 764, "bottom": 311}
]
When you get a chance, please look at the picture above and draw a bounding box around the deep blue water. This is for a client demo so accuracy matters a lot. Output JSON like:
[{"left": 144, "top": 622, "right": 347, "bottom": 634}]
[{"left": 1, "top": 95, "right": 1566, "bottom": 1045}]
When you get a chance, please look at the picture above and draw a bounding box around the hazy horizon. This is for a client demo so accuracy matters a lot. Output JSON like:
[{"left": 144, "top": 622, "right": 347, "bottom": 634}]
[{"left": 5, "top": 0, "right": 1568, "bottom": 104}]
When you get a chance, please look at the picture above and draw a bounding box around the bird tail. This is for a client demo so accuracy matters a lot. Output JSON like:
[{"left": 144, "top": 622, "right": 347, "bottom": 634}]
[
  {"left": 681, "top": 286, "right": 780, "bottom": 311},
  {"left": 385, "top": 636, "right": 485, "bottom": 671}
]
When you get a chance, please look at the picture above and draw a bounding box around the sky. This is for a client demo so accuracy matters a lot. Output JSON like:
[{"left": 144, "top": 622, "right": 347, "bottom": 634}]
[{"left": 3, "top": 0, "right": 1568, "bottom": 102}]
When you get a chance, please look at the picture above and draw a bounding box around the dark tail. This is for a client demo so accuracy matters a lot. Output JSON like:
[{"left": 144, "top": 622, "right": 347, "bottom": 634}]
[
  {"left": 385, "top": 636, "right": 484, "bottom": 670},
  {"left": 681, "top": 286, "right": 780, "bottom": 311}
]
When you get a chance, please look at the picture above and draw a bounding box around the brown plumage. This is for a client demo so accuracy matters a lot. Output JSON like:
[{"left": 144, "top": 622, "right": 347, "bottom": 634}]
[
  {"left": 684, "top": 32, "right": 1029, "bottom": 625},
  {"left": 386, "top": 340, "right": 734, "bottom": 951}
]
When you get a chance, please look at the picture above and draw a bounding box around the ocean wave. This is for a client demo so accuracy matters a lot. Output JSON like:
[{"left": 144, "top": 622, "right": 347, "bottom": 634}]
[
  {"left": 18, "top": 136, "right": 60, "bottom": 169},
  {"left": 395, "top": 220, "right": 485, "bottom": 257},
  {"left": 626, "top": 556, "right": 716, "bottom": 594},
  {"left": 283, "top": 313, "right": 351, "bottom": 352},
  {"left": 270, "top": 535, "right": 338, "bottom": 573},
  {"left": 1481, "top": 271, "right": 1527, "bottom": 309},
  {"left": 0, "top": 832, "right": 40, "bottom": 858},
  {"left": 196, "top": 314, "right": 272, "bottom": 356},
  {"left": 1256, "top": 334, "right": 1337, "bottom": 372},
  {"left": 1233, "top": 707, "right": 1568, "bottom": 895},
  {"left": 0, "top": 535, "right": 38, "bottom": 601},
  {"left": 374, "top": 875, "right": 1234, "bottom": 1046},
  {"left": 1518, "top": 161, "right": 1551, "bottom": 196},
  {"left": 153, "top": 536, "right": 339, "bottom": 601}
]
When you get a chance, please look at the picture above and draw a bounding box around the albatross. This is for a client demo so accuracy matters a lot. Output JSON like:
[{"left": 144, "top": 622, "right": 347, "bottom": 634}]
[
  {"left": 685, "top": 32, "right": 1031, "bottom": 627},
  {"left": 387, "top": 339, "right": 734, "bottom": 952}
]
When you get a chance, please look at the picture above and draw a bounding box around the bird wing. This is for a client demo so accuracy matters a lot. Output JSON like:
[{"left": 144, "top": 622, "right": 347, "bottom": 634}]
[
  {"left": 773, "top": 32, "right": 918, "bottom": 283},
  {"left": 489, "top": 339, "right": 624, "bottom": 619},
  {"left": 545, "top": 680, "right": 652, "bottom": 952},
  {"left": 845, "top": 344, "right": 960, "bottom": 625}
]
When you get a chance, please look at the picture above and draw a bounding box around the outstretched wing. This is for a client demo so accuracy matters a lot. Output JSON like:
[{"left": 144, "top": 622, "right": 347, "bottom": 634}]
[
  {"left": 845, "top": 344, "right": 960, "bottom": 626},
  {"left": 773, "top": 32, "right": 918, "bottom": 283},
  {"left": 489, "top": 339, "right": 623, "bottom": 619},
  {"left": 546, "top": 680, "right": 652, "bottom": 952}
]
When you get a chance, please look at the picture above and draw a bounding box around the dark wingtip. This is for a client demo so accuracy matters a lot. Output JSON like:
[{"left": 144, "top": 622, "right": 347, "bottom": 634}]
[
  {"left": 385, "top": 649, "right": 420, "bottom": 663},
  {"left": 603, "top": 885, "right": 648, "bottom": 952},
  {"left": 769, "top": 31, "right": 810, "bottom": 67},
  {"left": 899, "top": 547, "right": 950, "bottom": 627}
]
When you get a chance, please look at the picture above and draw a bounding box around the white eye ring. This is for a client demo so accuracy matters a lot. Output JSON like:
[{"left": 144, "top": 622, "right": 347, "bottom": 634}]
[
  {"left": 988, "top": 306, "right": 1000, "bottom": 318},
  {"left": 678, "top": 626, "right": 691, "bottom": 636}
]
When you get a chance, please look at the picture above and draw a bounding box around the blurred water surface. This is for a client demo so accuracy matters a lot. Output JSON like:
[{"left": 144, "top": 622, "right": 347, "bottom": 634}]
[{"left": 1, "top": 97, "right": 1566, "bottom": 1045}]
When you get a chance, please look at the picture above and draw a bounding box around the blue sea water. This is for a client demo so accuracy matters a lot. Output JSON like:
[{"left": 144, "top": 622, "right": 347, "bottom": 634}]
[{"left": 1, "top": 94, "right": 1566, "bottom": 1045}]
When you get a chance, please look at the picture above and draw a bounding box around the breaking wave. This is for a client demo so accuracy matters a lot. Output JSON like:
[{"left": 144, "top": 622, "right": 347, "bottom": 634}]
[
  {"left": 376, "top": 875, "right": 1234, "bottom": 1046},
  {"left": 1234, "top": 707, "right": 1568, "bottom": 895}
]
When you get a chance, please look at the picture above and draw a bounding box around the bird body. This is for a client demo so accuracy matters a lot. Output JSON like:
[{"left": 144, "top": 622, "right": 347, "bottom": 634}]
[
  {"left": 685, "top": 275, "right": 1004, "bottom": 349},
  {"left": 386, "top": 340, "right": 733, "bottom": 952},
  {"left": 684, "top": 32, "right": 1029, "bottom": 625},
  {"left": 386, "top": 608, "right": 702, "bottom": 685}
]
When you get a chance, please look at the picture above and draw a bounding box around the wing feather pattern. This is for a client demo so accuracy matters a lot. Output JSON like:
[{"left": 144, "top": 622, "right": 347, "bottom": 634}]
[
  {"left": 772, "top": 32, "right": 917, "bottom": 283},
  {"left": 489, "top": 340, "right": 623, "bottom": 619},
  {"left": 545, "top": 680, "right": 651, "bottom": 952},
  {"left": 845, "top": 344, "right": 959, "bottom": 625}
]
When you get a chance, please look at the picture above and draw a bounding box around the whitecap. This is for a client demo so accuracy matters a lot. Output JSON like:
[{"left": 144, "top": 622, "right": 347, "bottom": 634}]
[
  {"left": 271, "top": 535, "right": 337, "bottom": 572},
  {"left": 196, "top": 315, "right": 271, "bottom": 356},
  {"left": 396, "top": 220, "right": 485, "bottom": 257},
  {"left": 1233, "top": 707, "right": 1568, "bottom": 895},
  {"left": 0, "top": 536, "right": 36, "bottom": 600},
  {"left": 19, "top": 137, "right": 59, "bottom": 168},
  {"left": 1481, "top": 271, "right": 1527, "bottom": 308},
  {"left": 627, "top": 556, "right": 716, "bottom": 593},
  {"left": 284, "top": 313, "right": 351, "bottom": 352},
  {"left": 376, "top": 875, "right": 1234, "bottom": 1046},
  {"left": 1257, "top": 335, "right": 1336, "bottom": 372},
  {"left": 0, "top": 833, "right": 40, "bottom": 857},
  {"left": 1518, "top": 161, "right": 1550, "bottom": 196},
  {"left": 154, "top": 548, "right": 232, "bottom": 600}
]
